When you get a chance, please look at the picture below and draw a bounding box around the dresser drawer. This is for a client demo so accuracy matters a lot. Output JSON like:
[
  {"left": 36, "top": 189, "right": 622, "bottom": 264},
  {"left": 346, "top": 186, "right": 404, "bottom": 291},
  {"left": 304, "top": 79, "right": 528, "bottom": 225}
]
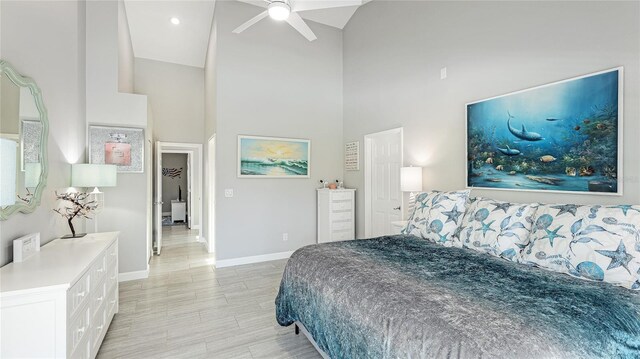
[
  {"left": 91, "top": 254, "right": 107, "bottom": 291},
  {"left": 70, "top": 330, "right": 91, "bottom": 359},
  {"left": 92, "top": 304, "right": 107, "bottom": 353},
  {"left": 107, "top": 259, "right": 118, "bottom": 292},
  {"left": 68, "top": 272, "right": 91, "bottom": 317},
  {"left": 91, "top": 279, "right": 107, "bottom": 320},
  {"left": 331, "top": 231, "right": 353, "bottom": 242},
  {"left": 107, "top": 241, "right": 118, "bottom": 265},
  {"left": 331, "top": 191, "right": 353, "bottom": 201},
  {"left": 107, "top": 285, "right": 118, "bottom": 319},
  {"left": 331, "top": 201, "right": 352, "bottom": 211},
  {"left": 69, "top": 305, "right": 90, "bottom": 354},
  {"left": 332, "top": 221, "right": 352, "bottom": 231}
]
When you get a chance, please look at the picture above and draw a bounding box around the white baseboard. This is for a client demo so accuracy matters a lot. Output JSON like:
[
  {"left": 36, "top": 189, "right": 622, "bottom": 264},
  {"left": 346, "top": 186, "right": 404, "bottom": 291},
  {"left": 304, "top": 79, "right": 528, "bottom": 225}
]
[
  {"left": 119, "top": 269, "right": 149, "bottom": 282},
  {"left": 192, "top": 224, "right": 201, "bottom": 230},
  {"left": 215, "top": 250, "right": 293, "bottom": 268}
]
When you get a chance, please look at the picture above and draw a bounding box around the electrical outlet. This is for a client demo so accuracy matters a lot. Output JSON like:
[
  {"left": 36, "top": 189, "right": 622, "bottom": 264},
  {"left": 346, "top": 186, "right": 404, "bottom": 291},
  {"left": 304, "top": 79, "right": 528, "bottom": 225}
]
[
  {"left": 224, "top": 189, "right": 234, "bottom": 198},
  {"left": 282, "top": 233, "right": 289, "bottom": 241}
]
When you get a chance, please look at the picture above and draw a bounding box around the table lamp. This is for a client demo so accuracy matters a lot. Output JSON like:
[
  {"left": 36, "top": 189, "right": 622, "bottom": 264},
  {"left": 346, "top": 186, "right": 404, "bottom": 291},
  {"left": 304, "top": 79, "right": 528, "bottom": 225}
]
[
  {"left": 71, "top": 164, "right": 117, "bottom": 231},
  {"left": 400, "top": 166, "right": 423, "bottom": 218}
]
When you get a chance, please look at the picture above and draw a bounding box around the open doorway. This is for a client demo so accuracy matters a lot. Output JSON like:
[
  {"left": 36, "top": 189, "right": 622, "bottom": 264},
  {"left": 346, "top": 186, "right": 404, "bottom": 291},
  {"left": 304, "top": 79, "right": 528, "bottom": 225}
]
[{"left": 153, "top": 142, "right": 204, "bottom": 255}]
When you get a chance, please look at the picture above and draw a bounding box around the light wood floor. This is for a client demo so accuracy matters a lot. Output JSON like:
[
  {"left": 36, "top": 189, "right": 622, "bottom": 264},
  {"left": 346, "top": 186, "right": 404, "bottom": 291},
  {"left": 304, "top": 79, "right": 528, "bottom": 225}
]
[{"left": 97, "top": 226, "right": 321, "bottom": 359}]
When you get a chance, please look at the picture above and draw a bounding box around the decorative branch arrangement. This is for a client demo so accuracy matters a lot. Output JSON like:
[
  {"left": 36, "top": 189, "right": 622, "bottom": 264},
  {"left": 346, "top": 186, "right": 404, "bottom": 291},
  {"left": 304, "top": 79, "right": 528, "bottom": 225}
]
[
  {"left": 53, "top": 191, "right": 98, "bottom": 238},
  {"left": 17, "top": 188, "right": 34, "bottom": 203}
]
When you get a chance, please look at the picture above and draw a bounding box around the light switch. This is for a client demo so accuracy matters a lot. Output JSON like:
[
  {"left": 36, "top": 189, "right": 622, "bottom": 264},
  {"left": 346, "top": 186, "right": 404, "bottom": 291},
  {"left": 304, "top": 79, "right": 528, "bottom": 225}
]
[
  {"left": 440, "top": 67, "right": 447, "bottom": 79},
  {"left": 224, "top": 189, "right": 234, "bottom": 198}
]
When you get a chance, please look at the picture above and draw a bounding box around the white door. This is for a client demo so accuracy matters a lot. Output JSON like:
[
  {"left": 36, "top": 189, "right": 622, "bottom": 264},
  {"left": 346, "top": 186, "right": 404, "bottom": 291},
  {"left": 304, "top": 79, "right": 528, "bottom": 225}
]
[
  {"left": 154, "top": 141, "right": 163, "bottom": 255},
  {"left": 366, "top": 128, "right": 403, "bottom": 237}
]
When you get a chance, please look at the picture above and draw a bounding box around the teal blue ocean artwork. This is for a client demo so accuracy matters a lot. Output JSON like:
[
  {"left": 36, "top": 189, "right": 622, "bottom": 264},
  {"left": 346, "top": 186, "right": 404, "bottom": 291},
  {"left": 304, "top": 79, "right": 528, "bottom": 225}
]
[
  {"left": 467, "top": 68, "right": 621, "bottom": 194},
  {"left": 239, "top": 136, "right": 310, "bottom": 177}
]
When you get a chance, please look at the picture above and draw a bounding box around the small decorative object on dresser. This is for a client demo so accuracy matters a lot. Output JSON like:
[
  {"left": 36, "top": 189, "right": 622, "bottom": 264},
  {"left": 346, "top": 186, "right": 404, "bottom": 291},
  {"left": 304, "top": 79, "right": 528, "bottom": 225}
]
[
  {"left": 317, "top": 188, "right": 355, "bottom": 243},
  {"left": 54, "top": 191, "right": 98, "bottom": 238},
  {"left": 12, "top": 232, "right": 40, "bottom": 262},
  {"left": 1, "top": 232, "right": 119, "bottom": 359}
]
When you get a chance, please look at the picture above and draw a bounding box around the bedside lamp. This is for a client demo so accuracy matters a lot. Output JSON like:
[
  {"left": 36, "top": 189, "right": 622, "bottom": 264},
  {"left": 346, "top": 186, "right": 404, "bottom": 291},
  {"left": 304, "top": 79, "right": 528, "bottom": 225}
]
[
  {"left": 0, "top": 138, "right": 17, "bottom": 207},
  {"left": 71, "top": 164, "right": 117, "bottom": 232},
  {"left": 401, "top": 166, "right": 423, "bottom": 218}
]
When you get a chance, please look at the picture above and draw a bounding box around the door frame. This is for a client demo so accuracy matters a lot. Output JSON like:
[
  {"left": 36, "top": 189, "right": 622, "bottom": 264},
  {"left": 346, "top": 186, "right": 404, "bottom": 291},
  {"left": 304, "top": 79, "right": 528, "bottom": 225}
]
[
  {"left": 207, "top": 134, "right": 216, "bottom": 255},
  {"left": 363, "top": 127, "right": 403, "bottom": 238},
  {"left": 154, "top": 141, "right": 204, "bottom": 255}
]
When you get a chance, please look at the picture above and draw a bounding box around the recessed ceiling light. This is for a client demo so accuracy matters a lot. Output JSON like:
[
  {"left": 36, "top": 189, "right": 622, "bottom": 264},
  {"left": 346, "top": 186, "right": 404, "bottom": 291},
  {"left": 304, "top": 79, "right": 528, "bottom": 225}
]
[{"left": 170, "top": 17, "right": 180, "bottom": 25}]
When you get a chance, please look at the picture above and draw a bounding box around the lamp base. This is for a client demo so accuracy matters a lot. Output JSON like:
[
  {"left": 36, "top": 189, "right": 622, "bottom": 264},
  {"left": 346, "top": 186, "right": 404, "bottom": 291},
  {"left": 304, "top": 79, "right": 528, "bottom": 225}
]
[{"left": 61, "top": 233, "right": 87, "bottom": 239}]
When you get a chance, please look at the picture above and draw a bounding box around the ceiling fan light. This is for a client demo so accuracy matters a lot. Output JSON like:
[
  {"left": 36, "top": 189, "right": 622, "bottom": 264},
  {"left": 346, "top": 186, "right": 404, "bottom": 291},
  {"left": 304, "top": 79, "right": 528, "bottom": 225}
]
[{"left": 268, "top": 2, "right": 290, "bottom": 21}]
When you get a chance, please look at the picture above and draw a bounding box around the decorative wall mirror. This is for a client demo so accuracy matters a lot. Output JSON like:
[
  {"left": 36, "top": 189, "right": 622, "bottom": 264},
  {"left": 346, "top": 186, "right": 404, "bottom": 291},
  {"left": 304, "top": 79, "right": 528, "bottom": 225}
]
[{"left": 0, "top": 60, "right": 49, "bottom": 220}]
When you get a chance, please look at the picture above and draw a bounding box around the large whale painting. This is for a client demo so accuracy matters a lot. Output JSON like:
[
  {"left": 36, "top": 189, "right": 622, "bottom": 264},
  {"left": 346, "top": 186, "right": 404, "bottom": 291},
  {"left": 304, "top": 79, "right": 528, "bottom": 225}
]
[{"left": 466, "top": 68, "right": 622, "bottom": 194}]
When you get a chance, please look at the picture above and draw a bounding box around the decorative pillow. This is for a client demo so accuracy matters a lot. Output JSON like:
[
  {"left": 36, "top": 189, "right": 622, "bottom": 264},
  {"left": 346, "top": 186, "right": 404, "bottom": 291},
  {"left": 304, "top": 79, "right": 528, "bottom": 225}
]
[
  {"left": 402, "top": 190, "right": 471, "bottom": 248},
  {"left": 457, "top": 198, "right": 539, "bottom": 262},
  {"left": 520, "top": 203, "right": 640, "bottom": 290}
]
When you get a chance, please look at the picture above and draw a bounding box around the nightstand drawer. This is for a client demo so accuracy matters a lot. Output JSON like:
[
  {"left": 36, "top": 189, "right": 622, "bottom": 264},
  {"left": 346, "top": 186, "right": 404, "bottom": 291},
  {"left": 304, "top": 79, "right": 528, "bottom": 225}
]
[
  {"left": 331, "top": 192, "right": 353, "bottom": 201},
  {"left": 332, "top": 211, "right": 352, "bottom": 221},
  {"left": 332, "top": 221, "right": 352, "bottom": 231},
  {"left": 331, "top": 201, "right": 352, "bottom": 211},
  {"left": 331, "top": 231, "right": 353, "bottom": 242}
]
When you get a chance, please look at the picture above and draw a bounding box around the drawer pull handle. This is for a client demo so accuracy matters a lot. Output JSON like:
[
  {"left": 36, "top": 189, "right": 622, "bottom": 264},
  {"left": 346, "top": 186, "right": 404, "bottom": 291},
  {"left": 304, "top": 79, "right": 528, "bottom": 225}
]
[
  {"left": 110, "top": 299, "right": 117, "bottom": 304},
  {"left": 78, "top": 327, "right": 85, "bottom": 334},
  {"left": 96, "top": 325, "right": 104, "bottom": 331},
  {"left": 97, "top": 268, "right": 105, "bottom": 273},
  {"left": 96, "top": 296, "right": 103, "bottom": 302},
  {"left": 111, "top": 252, "right": 116, "bottom": 256},
  {"left": 77, "top": 291, "right": 86, "bottom": 298},
  {"left": 110, "top": 275, "right": 116, "bottom": 280}
]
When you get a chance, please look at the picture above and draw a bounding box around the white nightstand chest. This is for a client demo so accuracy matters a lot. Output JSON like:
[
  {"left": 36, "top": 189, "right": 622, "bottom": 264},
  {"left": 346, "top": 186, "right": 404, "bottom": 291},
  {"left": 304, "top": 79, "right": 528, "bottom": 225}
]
[
  {"left": 317, "top": 189, "right": 356, "bottom": 243},
  {"left": 391, "top": 220, "right": 408, "bottom": 235},
  {"left": 0, "top": 232, "right": 119, "bottom": 359}
]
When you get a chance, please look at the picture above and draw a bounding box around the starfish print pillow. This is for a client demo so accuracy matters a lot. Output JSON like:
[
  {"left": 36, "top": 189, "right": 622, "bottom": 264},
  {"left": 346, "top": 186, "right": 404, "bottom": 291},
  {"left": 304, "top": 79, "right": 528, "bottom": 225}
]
[
  {"left": 457, "top": 198, "right": 539, "bottom": 262},
  {"left": 402, "top": 190, "right": 471, "bottom": 248},
  {"left": 521, "top": 203, "right": 640, "bottom": 290}
]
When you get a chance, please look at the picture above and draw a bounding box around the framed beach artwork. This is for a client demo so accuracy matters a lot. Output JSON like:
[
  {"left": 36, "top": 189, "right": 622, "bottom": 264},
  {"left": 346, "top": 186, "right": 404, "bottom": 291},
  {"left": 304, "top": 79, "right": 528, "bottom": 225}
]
[
  {"left": 89, "top": 125, "right": 145, "bottom": 173},
  {"left": 238, "top": 135, "right": 310, "bottom": 178},
  {"left": 466, "top": 67, "right": 622, "bottom": 195}
]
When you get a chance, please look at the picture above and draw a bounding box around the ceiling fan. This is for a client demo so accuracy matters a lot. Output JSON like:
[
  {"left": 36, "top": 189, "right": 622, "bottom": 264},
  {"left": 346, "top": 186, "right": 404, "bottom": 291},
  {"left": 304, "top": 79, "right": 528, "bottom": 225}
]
[{"left": 233, "top": 0, "right": 363, "bottom": 41}]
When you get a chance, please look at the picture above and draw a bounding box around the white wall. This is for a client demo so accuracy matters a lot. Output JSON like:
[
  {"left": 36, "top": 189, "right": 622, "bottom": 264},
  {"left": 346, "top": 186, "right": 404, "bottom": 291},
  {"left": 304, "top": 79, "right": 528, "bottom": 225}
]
[
  {"left": 118, "top": 0, "right": 135, "bottom": 93},
  {"left": 203, "top": 8, "right": 218, "bottom": 249},
  {"left": 343, "top": 1, "right": 640, "bottom": 238},
  {"left": 0, "top": 0, "right": 87, "bottom": 266},
  {"left": 134, "top": 58, "right": 204, "bottom": 228},
  {"left": 134, "top": 58, "right": 205, "bottom": 143},
  {"left": 214, "top": 1, "right": 343, "bottom": 260},
  {"left": 86, "top": 0, "right": 151, "bottom": 275}
]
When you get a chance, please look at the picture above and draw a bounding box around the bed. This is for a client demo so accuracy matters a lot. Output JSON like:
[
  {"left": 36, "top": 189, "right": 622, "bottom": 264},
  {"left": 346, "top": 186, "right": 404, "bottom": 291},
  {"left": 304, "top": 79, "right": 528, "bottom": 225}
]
[{"left": 275, "top": 235, "right": 640, "bottom": 359}]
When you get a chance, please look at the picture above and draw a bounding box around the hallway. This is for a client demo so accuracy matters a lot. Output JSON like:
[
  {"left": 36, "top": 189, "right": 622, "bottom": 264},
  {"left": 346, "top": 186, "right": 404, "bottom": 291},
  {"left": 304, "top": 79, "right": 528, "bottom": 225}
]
[{"left": 97, "top": 227, "right": 320, "bottom": 358}]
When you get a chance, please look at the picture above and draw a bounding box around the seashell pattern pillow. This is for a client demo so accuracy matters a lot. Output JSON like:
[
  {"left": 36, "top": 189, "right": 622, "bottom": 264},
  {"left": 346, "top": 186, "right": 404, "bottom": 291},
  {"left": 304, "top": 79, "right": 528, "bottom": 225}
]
[
  {"left": 520, "top": 203, "right": 640, "bottom": 290},
  {"left": 402, "top": 190, "right": 471, "bottom": 248},
  {"left": 457, "top": 198, "right": 539, "bottom": 262}
]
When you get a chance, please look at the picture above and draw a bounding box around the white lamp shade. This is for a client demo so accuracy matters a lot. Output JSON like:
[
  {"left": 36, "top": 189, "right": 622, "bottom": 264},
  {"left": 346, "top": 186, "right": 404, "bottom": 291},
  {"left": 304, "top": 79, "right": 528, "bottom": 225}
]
[
  {"left": 71, "top": 164, "right": 117, "bottom": 188},
  {"left": 24, "top": 162, "right": 42, "bottom": 188},
  {"left": 401, "top": 166, "right": 423, "bottom": 192},
  {"left": 0, "top": 138, "right": 17, "bottom": 206}
]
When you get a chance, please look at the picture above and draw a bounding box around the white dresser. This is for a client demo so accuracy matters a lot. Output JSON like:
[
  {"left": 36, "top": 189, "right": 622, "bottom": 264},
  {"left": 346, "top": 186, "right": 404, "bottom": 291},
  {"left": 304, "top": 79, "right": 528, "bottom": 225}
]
[
  {"left": 317, "top": 189, "right": 356, "bottom": 243},
  {"left": 0, "top": 232, "right": 119, "bottom": 359}
]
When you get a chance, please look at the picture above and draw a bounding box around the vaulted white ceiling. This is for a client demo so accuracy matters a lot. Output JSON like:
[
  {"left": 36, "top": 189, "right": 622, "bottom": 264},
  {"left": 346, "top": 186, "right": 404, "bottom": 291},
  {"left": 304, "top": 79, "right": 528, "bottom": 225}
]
[
  {"left": 123, "top": 0, "right": 365, "bottom": 68},
  {"left": 124, "top": 0, "right": 216, "bottom": 68},
  {"left": 236, "top": 0, "right": 363, "bottom": 29}
]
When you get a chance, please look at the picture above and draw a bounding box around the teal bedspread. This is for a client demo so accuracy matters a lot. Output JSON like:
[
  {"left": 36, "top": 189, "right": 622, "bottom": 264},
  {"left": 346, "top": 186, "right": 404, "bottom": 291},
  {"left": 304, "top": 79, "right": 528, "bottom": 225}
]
[{"left": 275, "top": 235, "right": 640, "bottom": 359}]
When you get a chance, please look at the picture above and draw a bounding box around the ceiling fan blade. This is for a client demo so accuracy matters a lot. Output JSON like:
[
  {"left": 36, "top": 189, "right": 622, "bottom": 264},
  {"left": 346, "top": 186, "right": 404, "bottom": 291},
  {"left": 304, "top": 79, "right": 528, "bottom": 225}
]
[
  {"left": 285, "top": 12, "right": 317, "bottom": 41},
  {"left": 292, "top": 0, "right": 363, "bottom": 12},
  {"left": 232, "top": 10, "right": 269, "bottom": 34}
]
